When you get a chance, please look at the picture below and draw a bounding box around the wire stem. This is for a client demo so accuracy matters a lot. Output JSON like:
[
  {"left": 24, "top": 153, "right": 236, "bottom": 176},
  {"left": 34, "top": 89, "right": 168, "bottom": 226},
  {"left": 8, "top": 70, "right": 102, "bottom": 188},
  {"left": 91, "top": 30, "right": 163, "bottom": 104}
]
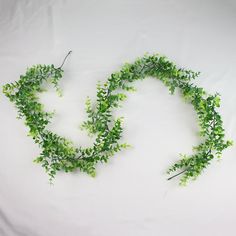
[
  {"left": 58, "top": 50, "right": 72, "bottom": 69},
  {"left": 167, "top": 169, "right": 188, "bottom": 181}
]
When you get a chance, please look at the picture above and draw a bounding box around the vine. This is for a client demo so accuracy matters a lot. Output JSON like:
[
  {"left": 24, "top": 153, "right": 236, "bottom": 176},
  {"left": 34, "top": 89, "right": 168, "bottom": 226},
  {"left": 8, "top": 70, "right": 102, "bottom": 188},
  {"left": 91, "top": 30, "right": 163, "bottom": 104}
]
[{"left": 3, "top": 52, "right": 233, "bottom": 185}]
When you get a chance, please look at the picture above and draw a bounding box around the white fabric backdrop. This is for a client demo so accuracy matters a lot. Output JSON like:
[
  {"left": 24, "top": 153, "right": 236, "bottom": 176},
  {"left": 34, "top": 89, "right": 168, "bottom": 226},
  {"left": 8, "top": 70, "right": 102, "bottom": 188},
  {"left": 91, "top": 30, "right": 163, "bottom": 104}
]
[{"left": 0, "top": 0, "right": 236, "bottom": 235}]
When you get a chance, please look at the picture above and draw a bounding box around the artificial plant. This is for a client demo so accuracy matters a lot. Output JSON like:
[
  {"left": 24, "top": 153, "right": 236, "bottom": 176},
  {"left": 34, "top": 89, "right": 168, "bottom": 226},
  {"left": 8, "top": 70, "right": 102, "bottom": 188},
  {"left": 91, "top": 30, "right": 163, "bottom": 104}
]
[{"left": 3, "top": 51, "right": 233, "bottom": 185}]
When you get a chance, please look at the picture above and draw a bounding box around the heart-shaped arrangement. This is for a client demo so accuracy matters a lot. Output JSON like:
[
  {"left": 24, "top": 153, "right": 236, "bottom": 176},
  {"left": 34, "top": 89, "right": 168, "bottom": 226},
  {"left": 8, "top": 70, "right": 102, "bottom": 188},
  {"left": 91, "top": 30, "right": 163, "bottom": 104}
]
[{"left": 3, "top": 51, "right": 233, "bottom": 185}]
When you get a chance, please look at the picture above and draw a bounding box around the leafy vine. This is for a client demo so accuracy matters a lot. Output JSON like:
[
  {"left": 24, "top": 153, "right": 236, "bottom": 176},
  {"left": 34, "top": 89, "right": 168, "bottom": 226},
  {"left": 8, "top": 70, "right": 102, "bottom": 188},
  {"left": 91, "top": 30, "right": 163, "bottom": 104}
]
[{"left": 3, "top": 52, "right": 233, "bottom": 185}]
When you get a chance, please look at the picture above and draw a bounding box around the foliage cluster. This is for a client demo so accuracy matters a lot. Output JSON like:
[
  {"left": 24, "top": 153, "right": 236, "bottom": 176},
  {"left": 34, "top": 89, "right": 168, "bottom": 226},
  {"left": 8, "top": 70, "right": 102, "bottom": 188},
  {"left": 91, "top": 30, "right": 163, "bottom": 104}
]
[{"left": 3, "top": 52, "right": 233, "bottom": 184}]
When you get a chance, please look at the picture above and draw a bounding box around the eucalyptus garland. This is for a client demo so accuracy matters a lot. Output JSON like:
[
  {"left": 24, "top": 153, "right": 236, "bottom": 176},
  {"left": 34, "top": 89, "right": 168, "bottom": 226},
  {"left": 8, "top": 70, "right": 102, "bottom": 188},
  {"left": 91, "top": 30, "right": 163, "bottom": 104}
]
[{"left": 3, "top": 51, "right": 233, "bottom": 185}]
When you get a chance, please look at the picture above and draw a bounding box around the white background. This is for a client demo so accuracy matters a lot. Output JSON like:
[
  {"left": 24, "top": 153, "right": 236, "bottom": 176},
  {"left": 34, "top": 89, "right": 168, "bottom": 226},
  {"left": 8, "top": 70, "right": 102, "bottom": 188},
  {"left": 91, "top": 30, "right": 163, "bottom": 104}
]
[{"left": 0, "top": 0, "right": 236, "bottom": 235}]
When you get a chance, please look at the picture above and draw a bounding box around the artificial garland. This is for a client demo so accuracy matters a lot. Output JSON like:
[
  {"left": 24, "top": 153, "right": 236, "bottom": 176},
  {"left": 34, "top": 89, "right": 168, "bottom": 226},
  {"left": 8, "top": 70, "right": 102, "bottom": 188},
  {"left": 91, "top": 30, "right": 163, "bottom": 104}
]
[{"left": 3, "top": 51, "right": 233, "bottom": 185}]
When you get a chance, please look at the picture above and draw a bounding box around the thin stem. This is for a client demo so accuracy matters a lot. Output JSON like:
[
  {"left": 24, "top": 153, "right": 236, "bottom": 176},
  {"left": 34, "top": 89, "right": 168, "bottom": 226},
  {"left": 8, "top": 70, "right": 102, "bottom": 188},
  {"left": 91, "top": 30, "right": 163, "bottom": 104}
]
[
  {"left": 167, "top": 169, "right": 188, "bottom": 181},
  {"left": 58, "top": 50, "right": 72, "bottom": 69},
  {"left": 167, "top": 148, "right": 212, "bottom": 181}
]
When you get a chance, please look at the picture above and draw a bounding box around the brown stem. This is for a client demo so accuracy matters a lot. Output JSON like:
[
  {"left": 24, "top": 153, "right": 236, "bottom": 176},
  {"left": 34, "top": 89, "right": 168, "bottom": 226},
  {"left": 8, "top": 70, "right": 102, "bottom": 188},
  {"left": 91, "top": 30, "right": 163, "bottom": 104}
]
[
  {"left": 167, "top": 169, "right": 188, "bottom": 181},
  {"left": 58, "top": 50, "right": 72, "bottom": 69}
]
